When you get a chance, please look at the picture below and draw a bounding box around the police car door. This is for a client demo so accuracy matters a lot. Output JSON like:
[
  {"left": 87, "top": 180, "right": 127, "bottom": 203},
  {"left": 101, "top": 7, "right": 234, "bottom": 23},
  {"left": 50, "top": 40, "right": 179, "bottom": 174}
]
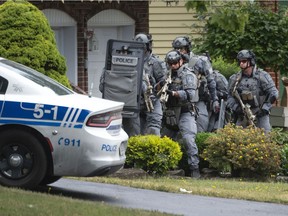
[
  {"left": 0, "top": 76, "right": 8, "bottom": 116},
  {"left": 102, "top": 39, "right": 145, "bottom": 118}
]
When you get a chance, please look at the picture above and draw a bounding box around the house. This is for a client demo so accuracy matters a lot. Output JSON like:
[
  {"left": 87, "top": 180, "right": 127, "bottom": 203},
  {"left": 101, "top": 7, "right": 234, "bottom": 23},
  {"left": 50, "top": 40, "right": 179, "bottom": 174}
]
[
  {"left": 31, "top": 0, "right": 200, "bottom": 98},
  {"left": 0, "top": 0, "right": 282, "bottom": 100},
  {"left": 149, "top": 1, "right": 200, "bottom": 60},
  {"left": 25, "top": 0, "right": 150, "bottom": 98}
]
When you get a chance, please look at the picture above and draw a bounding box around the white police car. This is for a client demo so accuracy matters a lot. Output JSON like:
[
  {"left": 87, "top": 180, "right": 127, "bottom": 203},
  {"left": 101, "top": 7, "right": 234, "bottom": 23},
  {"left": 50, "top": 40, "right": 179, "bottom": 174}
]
[{"left": 0, "top": 57, "right": 128, "bottom": 189}]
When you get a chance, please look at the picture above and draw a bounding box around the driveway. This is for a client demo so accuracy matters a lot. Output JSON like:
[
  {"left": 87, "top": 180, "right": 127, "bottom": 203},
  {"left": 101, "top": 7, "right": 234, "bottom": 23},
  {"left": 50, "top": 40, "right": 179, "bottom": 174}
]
[{"left": 50, "top": 178, "right": 288, "bottom": 216}]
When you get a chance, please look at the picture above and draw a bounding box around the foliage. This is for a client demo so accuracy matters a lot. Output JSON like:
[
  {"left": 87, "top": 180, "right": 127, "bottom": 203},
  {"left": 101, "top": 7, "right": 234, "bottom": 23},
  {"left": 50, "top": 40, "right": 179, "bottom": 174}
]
[
  {"left": 185, "top": 1, "right": 288, "bottom": 72},
  {"left": 195, "top": 132, "right": 214, "bottom": 154},
  {"left": 126, "top": 135, "right": 183, "bottom": 176},
  {"left": 270, "top": 127, "right": 288, "bottom": 175},
  {"left": 0, "top": 0, "right": 71, "bottom": 87},
  {"left": 201, "top": 124, "right": 282, "bottom": 178},
  {"left": 280, "top": 144, "right": 288, "bottom": 176},
  {"left": 185, "top": 0, "right": 209, "bottom": 14},
  {"left": 194, "top": 2, "right": 288, "bottom": 74},
  {"left": 270, "top": 127, "right": 288, "bottom": 145},
  {"left": 211, "top": 56, "right": 239, "bottom": 80}
]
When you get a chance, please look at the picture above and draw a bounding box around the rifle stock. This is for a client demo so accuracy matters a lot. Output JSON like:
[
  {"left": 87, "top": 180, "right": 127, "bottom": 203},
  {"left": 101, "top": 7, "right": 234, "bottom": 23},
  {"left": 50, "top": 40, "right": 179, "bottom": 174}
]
[
  {"left": 233, "top": 89, "right": 256, "bottom": 127},
  {"left": 144, "top": 74, "right": 154, "bottom": 112},
  {"left": 157, "top": 69, "right": 172, "bottom": 109}
]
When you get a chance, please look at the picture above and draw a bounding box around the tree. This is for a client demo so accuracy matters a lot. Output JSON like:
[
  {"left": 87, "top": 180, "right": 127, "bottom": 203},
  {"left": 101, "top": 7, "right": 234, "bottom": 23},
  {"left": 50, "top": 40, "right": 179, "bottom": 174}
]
[
  {"left": 0, "top": 0, "right": 70, "bottom": 87},
  {"left": 186, "top": 1, "right": 288, "bottom": 74}
]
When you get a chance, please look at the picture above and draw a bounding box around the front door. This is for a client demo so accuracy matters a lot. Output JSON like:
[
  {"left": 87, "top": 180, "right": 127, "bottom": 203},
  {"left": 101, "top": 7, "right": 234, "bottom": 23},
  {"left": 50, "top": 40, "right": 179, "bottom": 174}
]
[{"left": 87, "top": 27, "right": 118, "bottom": 98}]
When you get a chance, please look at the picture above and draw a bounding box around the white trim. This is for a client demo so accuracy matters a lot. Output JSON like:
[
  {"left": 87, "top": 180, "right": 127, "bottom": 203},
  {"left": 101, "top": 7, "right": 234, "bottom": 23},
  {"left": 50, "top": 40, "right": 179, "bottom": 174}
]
[
  {"left": 88, "top": 9, "right": 135, "bottom": 26},
  {"left": 42, "top": 9, "right": 76, "bottom": 27}
]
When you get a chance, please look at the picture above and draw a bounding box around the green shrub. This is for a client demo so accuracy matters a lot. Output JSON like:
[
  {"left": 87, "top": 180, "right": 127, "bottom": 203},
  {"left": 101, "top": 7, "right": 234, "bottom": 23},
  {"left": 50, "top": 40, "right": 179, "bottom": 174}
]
[
  {"left": 270, "top": 127, "right": 288, "bottom": 176},
  {"left": 0, "top": 0, "right": 71, "bottom": 88},
  {"left": 270, "top": 127, "right": 288, "bottom": 145},
  {"left": 280, "top": 144, "right": 288, "bottom": 176},
  {"left": 202, "top": 124, "right": 282, "bottom": 178},
  {"left": 212, "top": 56, "right": 239, "bottom": 80},
  {"left": 126, "top": 135, "right": 183, "bottom": 176}
]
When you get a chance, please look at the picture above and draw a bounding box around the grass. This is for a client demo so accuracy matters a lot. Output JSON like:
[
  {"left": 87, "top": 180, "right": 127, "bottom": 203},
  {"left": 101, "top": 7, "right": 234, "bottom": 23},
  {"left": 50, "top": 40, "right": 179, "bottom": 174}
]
[
  {"left": 0, "top": 186, "right": 175, "bottom": 216},
  {"left": 70, "top": 175, "right": 288, "bottom": 205}
]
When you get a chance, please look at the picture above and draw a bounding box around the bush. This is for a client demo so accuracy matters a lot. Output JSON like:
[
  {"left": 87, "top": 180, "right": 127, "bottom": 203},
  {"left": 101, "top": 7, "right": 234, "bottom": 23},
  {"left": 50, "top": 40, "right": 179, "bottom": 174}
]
[
  {"left": 280, "top": 144, "right": 288, "bottom": 176},
  {"left": 201, "top": 124, "right": 282, "bottom": 178},
  {"left": 270, "top": 127, "right": 288, "bottom": 176},
  {"left": 212, "top": 56, "right": 239, "bottom": 80},
  {"left": 126, "top": 135, "right": 183, "bottom": 176},
  {"left": 0, "top": 0, "right": 71, "bottom": 88}
]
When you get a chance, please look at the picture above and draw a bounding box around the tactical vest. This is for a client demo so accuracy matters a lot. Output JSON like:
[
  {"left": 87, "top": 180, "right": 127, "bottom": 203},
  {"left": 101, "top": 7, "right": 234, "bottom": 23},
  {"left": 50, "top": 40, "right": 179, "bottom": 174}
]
[
  {"left": 232, "top": 69, "right": 270, "bottom": 110},
  {"left": 166, "top": 65, "right": 198, "bottom": 108}
]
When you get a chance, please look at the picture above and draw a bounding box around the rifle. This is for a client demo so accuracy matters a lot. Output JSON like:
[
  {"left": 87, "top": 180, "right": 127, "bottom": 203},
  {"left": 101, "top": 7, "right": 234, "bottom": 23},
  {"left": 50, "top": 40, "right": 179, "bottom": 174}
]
[
  {"left": 232, "top": 87, "right": 256, "bottom": 127},
  {"left": 143, "top": 73, "right": 154, "bottom": 112},
  {"left": 157, "top": 69, "right": 172, "bottom": 110}
]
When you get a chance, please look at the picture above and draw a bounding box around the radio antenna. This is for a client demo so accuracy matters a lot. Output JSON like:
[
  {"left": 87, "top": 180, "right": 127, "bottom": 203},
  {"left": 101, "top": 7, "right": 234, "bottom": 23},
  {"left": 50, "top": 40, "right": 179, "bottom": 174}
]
[{"left": 88, "top": 82, "right": 93, "bottom": 98}]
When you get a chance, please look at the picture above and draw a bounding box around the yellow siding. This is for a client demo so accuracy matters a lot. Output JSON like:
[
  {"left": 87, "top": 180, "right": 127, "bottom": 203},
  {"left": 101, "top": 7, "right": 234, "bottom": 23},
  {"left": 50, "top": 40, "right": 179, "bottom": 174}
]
[{"left": 149, "top": 1, "right": 204, "bottom": 59}]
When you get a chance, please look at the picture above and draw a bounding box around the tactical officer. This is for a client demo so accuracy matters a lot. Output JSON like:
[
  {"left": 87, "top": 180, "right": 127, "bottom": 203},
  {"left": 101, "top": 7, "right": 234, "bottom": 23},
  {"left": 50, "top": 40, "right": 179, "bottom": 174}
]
[
  {"left": 172, "top": 36, "right": 219, "bottom": 132},
  {"left": 207, "top": 69, "right": 229, "bottom": 132},
  {"left": 134, "top": 33, "right": 167, "bottom": 136},
  {"left": 161, "top": 50, "right": 200, "bottom": 178},
  {"left": 226, "top": 49, "right": 278, "bottom": 133}
]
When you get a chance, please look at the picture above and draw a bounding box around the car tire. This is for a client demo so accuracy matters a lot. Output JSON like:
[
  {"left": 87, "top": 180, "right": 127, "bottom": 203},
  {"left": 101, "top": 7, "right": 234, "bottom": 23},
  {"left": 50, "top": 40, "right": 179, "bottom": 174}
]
[
  {"left": 0, "top": 129, "right": 47, "bottom": 189},
  {"left": 40, "top": 175, "right": 62, "bottom": 185}
]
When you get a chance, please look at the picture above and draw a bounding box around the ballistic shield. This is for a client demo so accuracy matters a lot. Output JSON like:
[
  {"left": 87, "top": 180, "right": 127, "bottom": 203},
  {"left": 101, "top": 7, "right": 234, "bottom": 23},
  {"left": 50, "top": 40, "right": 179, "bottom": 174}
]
[{"left": 102, "top": 39, "right": 145, "bottom": 118}]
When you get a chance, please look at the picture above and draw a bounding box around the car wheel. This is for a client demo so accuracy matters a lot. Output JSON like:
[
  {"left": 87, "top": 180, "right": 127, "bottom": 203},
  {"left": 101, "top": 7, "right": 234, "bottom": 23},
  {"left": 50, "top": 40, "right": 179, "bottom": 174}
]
[
  {"left": 40, "top": 175, "right": 62, "bottom": 185},
  {"left": 0, "top": 130, "right": 47, "bottom": 189}
]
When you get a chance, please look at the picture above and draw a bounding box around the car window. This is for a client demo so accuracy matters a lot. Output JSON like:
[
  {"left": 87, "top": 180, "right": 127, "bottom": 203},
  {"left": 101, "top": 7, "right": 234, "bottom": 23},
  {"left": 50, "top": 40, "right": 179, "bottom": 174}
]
[
  {"left": 0, "top": 59, "right": 74, "bottom": 95},
  {"left": 0, "top": 76, "right": 8, "bottom": 94}
]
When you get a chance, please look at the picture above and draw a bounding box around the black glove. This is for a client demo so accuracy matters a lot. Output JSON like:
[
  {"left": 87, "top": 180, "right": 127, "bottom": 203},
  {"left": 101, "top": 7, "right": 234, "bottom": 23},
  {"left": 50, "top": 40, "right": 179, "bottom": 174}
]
[
  {"left": 237, "top": 88, "right": 242, "bottom": 94},
  {"left": 159, "top": 80, "right": 166, "bottom": 87},
  {"left": 200, "top": 80, "right": 206, "bottom": 87},
  {"left": 257, "top": 109, "right": 269, "bottom": 117},
  {"left": 166, "top": 90, "right": 173, "bottom": 96},
  {"left": 269, "top": 95, "right": 277, "bottom": 104},
  {"left": 234, "top": 106, "right": 243, "bottom": 115}
]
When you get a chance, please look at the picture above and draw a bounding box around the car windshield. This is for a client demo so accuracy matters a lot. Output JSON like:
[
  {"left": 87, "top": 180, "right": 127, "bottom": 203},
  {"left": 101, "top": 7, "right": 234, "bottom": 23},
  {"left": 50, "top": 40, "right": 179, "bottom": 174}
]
[{"left": 0, "top": 59, "right": 74, "bottom": 95}]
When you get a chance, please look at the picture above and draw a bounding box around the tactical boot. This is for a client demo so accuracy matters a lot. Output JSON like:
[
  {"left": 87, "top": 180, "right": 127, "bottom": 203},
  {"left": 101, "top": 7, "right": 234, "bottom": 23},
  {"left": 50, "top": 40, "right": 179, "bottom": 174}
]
[{"left": 191, "top": 169, "right": 201, "bottom": 179}]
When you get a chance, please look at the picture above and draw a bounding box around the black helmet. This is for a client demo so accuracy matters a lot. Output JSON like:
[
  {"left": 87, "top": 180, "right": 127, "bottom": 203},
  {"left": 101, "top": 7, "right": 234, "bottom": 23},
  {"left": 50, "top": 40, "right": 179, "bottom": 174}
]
[
  {"left": 236, "top": 49, "right": 256, "bottom": 66},
  {"left": 134, "top": 33, "right": 153, "bottom": 52},
  {"left": 172, "top": 36, "right": 192, "bottom": 53},
  {"left": 165, "top": 50, "right": 182, "bottom": 65}
]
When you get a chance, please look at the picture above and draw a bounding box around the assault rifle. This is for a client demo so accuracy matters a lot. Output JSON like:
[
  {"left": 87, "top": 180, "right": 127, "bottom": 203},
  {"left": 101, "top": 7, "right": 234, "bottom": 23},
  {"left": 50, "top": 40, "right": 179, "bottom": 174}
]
[
  {"left": 144, "top": 73, "right": 154, "bottom": 112},
  {"left": 157, "top": 69, "right": 172, "bottom": 110},
  {"left": 232, "top": 88, "right": 256, "bottom": 127}
]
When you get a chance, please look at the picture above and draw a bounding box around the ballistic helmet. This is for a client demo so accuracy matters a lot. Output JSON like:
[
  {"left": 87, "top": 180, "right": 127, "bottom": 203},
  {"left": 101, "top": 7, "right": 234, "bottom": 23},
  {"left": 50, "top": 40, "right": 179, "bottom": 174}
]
[
  {"left": 134, "top": 33, "right": 153, "bottom": 52},
  {"left": 236, "top": 49, "right": 256, "bottom": 66},
  {"left": 172, "top": 36, "right": 192, "bottom": 53},
  {"left": 165, "top": 50, "right": 182, "bottom": 65}
]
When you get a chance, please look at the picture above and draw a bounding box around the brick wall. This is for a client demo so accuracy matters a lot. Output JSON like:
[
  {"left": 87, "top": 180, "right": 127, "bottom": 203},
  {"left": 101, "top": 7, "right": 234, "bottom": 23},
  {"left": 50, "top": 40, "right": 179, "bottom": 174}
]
[
  {"left": 266, "top": 68, "right": 281, "bottom": 106},
  {"left": 257, "top": 0, "right": 278, "bottom": 12}
]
